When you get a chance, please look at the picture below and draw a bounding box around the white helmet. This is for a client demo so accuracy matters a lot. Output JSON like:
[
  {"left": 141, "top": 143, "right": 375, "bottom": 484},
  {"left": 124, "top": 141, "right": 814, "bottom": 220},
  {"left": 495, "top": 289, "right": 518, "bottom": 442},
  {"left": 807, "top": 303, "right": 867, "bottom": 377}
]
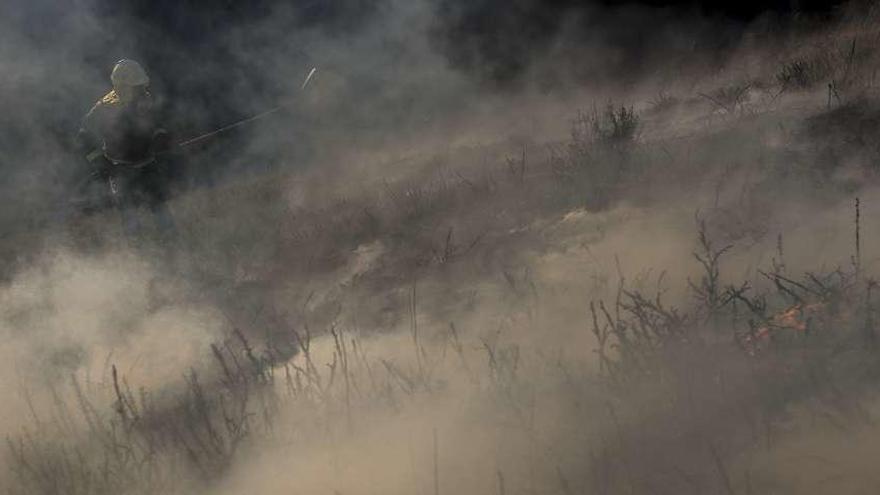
[{"left": 111, "top": 59, "right": 149, "bottom": 88}]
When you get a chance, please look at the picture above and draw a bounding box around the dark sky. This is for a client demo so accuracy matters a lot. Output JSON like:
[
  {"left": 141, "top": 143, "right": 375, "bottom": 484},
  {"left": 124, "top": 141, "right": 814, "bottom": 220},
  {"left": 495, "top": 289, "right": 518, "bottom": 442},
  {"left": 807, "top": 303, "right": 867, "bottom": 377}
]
[
  {"left": 91, "top": 0, "right": 845, "bottom": 87},
  {"left": 597, "top": 0, "right": 842, "bottom": 18}
]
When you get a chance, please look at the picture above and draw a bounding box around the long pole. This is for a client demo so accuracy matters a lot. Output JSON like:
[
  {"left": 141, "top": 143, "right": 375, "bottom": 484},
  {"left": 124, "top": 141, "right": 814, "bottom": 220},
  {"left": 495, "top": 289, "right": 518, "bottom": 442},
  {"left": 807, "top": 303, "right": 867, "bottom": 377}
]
[{"left": 175, "top": 67, "right": 317, "bottom": 149}]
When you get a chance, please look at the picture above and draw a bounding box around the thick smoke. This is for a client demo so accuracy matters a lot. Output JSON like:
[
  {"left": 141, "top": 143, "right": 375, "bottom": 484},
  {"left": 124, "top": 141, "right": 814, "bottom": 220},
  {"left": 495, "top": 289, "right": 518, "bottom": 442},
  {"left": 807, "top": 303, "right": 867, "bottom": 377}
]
[{"left": 3, "top": 0, "right": 880, "bottom": 494}]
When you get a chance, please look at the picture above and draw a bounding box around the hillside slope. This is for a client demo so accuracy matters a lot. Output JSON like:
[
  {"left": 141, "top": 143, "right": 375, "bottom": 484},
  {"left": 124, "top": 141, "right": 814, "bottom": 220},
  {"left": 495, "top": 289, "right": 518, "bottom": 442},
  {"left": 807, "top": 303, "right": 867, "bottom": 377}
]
[{"left": 6, "top": 3, "right": 880, "bottom": 494}]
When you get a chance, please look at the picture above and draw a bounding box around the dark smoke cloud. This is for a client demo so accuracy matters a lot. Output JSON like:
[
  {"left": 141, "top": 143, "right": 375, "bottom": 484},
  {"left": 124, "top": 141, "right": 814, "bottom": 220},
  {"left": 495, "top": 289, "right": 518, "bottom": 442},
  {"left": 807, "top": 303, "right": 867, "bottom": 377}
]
[{"left": 429, "top": 0, "right": 846, "bottom": 87}]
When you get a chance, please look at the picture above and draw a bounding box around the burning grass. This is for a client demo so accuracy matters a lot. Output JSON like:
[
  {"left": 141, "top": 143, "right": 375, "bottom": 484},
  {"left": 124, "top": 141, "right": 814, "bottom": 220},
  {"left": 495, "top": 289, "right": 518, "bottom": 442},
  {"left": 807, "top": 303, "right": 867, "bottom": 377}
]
[{"left": 8, "top": 191, "right": 880, "bottom": 495}]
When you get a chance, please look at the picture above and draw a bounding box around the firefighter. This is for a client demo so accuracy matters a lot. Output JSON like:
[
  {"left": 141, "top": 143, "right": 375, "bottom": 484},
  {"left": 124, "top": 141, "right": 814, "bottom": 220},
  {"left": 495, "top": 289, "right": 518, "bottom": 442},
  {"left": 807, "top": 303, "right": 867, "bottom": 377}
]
[{"left": 76, "top": 59, "right": 176, "bottom": 238}]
